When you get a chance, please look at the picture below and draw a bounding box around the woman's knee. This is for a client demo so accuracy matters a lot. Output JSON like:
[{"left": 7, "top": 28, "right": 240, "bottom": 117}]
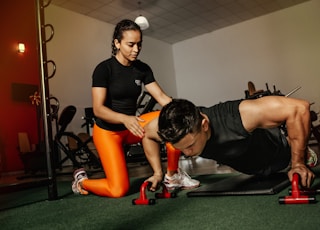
[{"left": 108, "top": 184, "right": 130, "bottom": 198}]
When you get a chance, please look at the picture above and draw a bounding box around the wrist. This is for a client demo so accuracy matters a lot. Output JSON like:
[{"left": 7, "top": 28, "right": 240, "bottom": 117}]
[
  {"left": 153, "top": 171, "right": 163, "bottom": 177},
  {"left": 119, "top": 113, "right": 128, "bottom": 124},
  {"left": 291, "top": 154, "right": 306, "bottom": 167},
  {"left": 291, "top": 162, "right": 306, "bottom": 168}
]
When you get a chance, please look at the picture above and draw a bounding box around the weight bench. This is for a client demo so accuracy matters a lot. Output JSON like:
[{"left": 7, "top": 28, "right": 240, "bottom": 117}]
[{"left": 187, "top": 172, "right": 290, "bottom": 197}]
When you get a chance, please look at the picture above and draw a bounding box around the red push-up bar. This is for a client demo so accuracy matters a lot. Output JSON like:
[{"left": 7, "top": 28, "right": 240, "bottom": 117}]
[
  {"left": 278, "top": 173, "right": 316, "bottom": 204},
  {"left": 132, "top": 181, "right": 176, "bottom": 205}
]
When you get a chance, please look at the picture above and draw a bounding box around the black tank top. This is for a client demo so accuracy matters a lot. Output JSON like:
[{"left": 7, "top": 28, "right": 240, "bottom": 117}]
[{"left": 199, "top": 100, "right": 290, "bottom": 175}]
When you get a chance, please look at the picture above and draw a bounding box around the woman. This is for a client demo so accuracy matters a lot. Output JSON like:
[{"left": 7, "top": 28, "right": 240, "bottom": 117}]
[{"left": 72, "top": 19, "right": 199, "bottom": 197}]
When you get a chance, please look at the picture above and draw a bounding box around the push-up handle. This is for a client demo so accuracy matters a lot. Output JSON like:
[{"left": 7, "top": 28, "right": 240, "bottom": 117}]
[
  {"left": 132, "top": 181, "right": 177, "bottom": 205},
  {"left": 278, "top": 173, "right": 316, "bottom": 204},
  {"left": 132, "top": 181, "right": 156, "bottom": 205}
]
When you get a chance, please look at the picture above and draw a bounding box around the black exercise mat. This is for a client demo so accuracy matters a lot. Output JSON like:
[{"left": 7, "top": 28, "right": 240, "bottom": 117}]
[{"left": 187, "top": 172, "right": 290, "bottom": 197}]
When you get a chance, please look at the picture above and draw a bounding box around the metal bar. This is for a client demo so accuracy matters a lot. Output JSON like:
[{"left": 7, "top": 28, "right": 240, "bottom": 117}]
[
  {"left": 35, "top": 0, "right": 57, "bottom": 200},
  {"left": 285, "top": 86, "right": 301, "bottom": 97}
]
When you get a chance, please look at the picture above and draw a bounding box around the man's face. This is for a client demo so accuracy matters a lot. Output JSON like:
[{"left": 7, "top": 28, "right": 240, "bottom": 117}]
[{"left": 172, "top": 122, "right": 208, "bottom": 157}]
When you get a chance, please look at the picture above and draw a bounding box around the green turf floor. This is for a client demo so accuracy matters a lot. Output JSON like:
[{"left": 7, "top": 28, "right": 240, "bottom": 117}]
[{"left": 1, "top": 173, "right": 320, "bottom": 230}]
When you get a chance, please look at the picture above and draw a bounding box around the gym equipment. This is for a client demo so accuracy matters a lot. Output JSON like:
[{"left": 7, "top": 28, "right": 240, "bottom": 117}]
[
  {"left": 136, "top": 91, "right": 157, "bottom": 116},
  {"left": 132, "top": 181, "right": 176, "bottom": 205},
  {"left": 310, "top": 110, "right": 320, "bottom": 150},
  {"left": 54, "top": 105, "right": 101, "bottom": 169},
  {"left": 289, "top": 188, "right": 320, "bottom": 196},
  {"left": 285, "top": 86, "right": 301, "bottom": 97},
  {"left": 244, "top": 81, "right": 301, "bottom": 99},
  {"left": 17, "top": 132, "right": 47, "bottom": 175},
  {"left": 126, "top": 91, "right": 167, "bottom": 164},
  {"left": 245, "top": 82, "right": 283, "bottom": 99},
  {"left": 155, "top": 185, "right": 177, "bottom": 199},
  {"left": 132, "top": 181, "right": 155, "bottom": 205},
  {"left": 81, "top": 107, "right": 96, "bottom": 135},
  {"left": 278, "top": 173, "right": 316, "bottom": 204},
  {"left": 187, "top": 173, "right": 290, "bottom": 197}
]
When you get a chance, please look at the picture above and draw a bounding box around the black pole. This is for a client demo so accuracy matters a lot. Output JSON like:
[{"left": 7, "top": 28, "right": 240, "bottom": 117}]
[{"left": 35, "top": 0, "right": 58, "bottom": 200}]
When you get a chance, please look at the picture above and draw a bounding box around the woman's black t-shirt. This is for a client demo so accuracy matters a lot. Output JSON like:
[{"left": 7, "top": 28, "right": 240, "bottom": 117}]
[{"left": 92, "top": 56, "right": 155, "bottom": 131}]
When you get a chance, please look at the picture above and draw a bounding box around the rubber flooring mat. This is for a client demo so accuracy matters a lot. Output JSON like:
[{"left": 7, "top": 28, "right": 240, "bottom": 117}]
[{"left": 187, "top": 172, "right": 290, "bottom": 197}]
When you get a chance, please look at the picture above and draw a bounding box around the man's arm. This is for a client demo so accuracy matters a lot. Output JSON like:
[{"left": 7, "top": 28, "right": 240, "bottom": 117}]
[
  {"left": 240, "top": 96, "right": 314, "bottom": 187},
  {"left": 142, "top": 117, "right": 164, "bottom": 191}
]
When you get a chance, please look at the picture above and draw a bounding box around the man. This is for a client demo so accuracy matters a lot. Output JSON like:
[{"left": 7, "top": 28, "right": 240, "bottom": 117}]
[{"left": 142, "top": 96, "right": 316, "bottom": 191}]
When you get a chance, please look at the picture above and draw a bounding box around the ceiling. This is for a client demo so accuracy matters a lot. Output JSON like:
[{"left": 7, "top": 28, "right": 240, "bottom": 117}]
[{"left": 49, "top": 0, "right": 309, "bottom": 44}]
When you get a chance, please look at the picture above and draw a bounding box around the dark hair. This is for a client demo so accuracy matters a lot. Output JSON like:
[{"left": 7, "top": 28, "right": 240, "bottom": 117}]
[
  {"left": 111, "top": 19, "right": 142, "bottom": 56},
  {"left": 158, "top": 99, "right": 202, "bottom": 144}
]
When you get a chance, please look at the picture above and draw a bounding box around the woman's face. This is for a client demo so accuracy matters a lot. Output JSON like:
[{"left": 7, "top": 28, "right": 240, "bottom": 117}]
[{"left": 115, "top": 30, "right": 142, "bottom": 66}]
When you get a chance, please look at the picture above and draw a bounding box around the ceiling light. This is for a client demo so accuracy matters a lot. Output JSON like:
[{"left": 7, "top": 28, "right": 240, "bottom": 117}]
[
  {"left": 135, "top": 15, "right": 149, "bottom": 30},
  {"left": 134, "top": 1, "right": 149, "bottom": 30}
]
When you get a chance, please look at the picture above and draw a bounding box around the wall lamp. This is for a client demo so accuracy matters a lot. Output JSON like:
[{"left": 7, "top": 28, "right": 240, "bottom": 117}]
[{"left": 18, "top": 43, "right": 25, "bottom": 53}]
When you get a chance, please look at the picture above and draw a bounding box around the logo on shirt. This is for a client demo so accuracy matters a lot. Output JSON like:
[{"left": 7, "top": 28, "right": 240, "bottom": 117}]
[{"left": 135, "top": 80, "right": 142, "bottom": 86}]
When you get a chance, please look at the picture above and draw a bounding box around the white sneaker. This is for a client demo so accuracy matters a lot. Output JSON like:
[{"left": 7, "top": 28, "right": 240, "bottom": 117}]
[
  {"left": 71, "top": 168, "right": 89, "bottom": 195},
  {"left": 164, "top": 168, "right": 200, "bottom": 190}
]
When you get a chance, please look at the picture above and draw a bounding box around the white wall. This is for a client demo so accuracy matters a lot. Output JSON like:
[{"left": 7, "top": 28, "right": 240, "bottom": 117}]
[
  {"left": 45, "top": 5, "right": 176, "bottom": 134},
  {"left": 46, "top": 0, "right": 320, "bottom": 135},
  {"left": 173, "top": 0, "right": 320, "bottom": 112}
]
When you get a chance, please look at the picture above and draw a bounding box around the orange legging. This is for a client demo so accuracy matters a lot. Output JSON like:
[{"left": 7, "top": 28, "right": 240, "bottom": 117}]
[{"left": 82, "top": 111, "right": 181, "bottom": 197}]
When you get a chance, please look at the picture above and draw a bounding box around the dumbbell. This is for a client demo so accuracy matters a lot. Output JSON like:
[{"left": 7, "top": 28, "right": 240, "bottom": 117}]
[{"left": 278, "top": 173, "right": 316, "bottom": 204}]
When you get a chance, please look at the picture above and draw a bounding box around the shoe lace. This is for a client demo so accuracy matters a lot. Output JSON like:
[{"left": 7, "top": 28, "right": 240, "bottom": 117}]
[{"left": 178, "top": 168, "right": 191, "bottom": 179}]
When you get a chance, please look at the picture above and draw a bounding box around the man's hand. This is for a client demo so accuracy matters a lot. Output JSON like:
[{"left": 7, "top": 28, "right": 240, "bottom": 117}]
[
  {"left": 288, "top": 164, "right": 315, "bottom": 187},
  {"left": 145, "top": 174, "right": 163, "bottom": 192}
]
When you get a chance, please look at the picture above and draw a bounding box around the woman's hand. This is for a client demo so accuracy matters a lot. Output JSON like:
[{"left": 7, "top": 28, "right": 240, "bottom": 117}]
[{"left": 123, "top": 115, "right": 145, "bottom": 138}]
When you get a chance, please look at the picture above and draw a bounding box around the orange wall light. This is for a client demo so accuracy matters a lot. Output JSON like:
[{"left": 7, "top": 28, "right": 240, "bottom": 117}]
[{"left": 18, "top": 43, "right": 25, "bottom": 53}]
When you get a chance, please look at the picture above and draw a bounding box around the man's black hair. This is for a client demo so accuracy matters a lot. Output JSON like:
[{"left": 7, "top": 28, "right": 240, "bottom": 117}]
[{"left": 158, "top": 99, "right": 202, "bottom": 144}]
